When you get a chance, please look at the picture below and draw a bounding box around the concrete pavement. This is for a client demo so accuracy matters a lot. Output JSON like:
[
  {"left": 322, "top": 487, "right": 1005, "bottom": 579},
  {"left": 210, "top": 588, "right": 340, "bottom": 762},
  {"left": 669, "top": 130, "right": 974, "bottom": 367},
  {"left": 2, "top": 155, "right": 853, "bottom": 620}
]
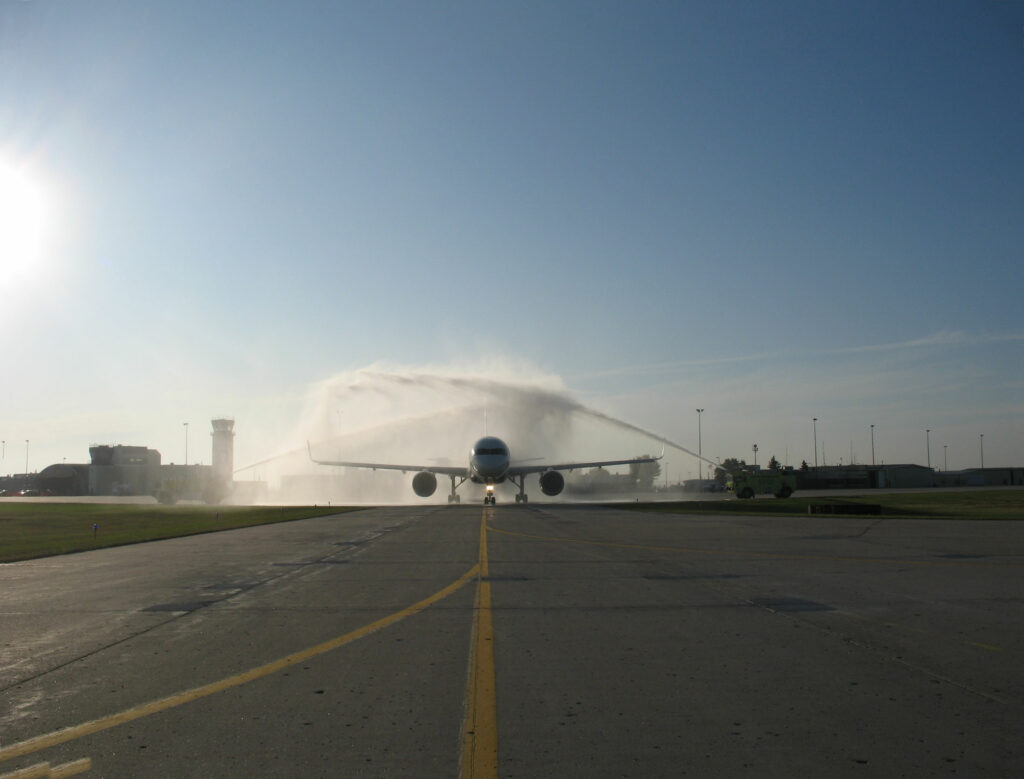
[{"left": 2, "top": 504, "right": 1022, "bottom": 776}]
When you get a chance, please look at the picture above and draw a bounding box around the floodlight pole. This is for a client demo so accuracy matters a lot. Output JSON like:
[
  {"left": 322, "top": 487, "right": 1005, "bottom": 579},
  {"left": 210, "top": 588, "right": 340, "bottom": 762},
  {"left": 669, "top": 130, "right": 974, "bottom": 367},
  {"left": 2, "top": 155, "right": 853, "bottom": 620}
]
[
  {"left": 870, "top": 424, "right": 875, "bottom": 466},
  {"left": 696, "top": 408, "right": 704, "bottom": 481},
  {"left": 980, "top": 434, "right": 984, "bottom": 469},
  {"left": 926, "top": 429, "right": 931, "bottom": 469},
  {"left": 752, "top": 443, "right": 758, "bottom": 466},
  {"left": 813, "top": 418, "right": 818, "bottom": 468},
  {"left": 943, "top": 444, "right": 947, "bottom": 472}
]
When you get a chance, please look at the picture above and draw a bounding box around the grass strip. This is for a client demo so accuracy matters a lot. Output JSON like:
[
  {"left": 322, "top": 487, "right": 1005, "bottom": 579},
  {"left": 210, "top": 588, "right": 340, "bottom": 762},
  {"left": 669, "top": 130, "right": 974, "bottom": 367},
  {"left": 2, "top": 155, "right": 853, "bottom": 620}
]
[
  {"left": 0, "top": 504, "right": 361, "bottom": 563},
  {"left": 612, "top": 490, "right": 1024, "bottom": 520}
]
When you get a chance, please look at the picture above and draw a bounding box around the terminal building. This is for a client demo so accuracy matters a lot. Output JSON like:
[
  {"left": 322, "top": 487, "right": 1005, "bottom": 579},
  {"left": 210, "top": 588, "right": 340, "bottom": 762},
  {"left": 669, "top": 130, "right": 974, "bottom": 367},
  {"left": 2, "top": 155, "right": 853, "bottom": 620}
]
[
  {"left": 22, "top": 419, "right": 237, "bottom": 503},
  {"left": 794, "top": 463, "right": 1023, "bottom": 490}
]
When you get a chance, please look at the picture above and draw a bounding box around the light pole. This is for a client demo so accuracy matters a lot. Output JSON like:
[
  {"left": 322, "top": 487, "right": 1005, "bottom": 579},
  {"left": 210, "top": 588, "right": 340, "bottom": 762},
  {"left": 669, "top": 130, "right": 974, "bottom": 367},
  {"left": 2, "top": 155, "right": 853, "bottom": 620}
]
[
  {"left": 752, "top": 443, "right": 759, "bottom": 467},
  {"left": 943, "top": 444, "right": 948, "bottom": 472},
  {"left": 926, "top": 429, "right": 931, "bottom": 469},
  {"left": 696, "top": 408, "right": 704, "bottom": 481},
  {"left": 184, "top": 422, "right": 190, "bottom": 467},
  {"left": 813, "top": 418, "right": 818, "bottom": 468},
  {"left": 980, "top": 434, "right": 984, "bottom": 469},
  {"left": 870, "top": 424, "right": 875, "bottom": 466}
]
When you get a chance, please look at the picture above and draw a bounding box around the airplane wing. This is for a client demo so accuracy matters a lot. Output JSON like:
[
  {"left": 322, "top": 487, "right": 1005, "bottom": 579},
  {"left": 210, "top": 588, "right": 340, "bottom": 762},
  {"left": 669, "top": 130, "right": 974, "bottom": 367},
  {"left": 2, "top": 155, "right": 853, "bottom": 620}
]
[
  {"left": 307, "top": 442, "right": 468, "bottom": 477},
  {"left": 509, "top": 451, "right": 662, "bottom": 476}
]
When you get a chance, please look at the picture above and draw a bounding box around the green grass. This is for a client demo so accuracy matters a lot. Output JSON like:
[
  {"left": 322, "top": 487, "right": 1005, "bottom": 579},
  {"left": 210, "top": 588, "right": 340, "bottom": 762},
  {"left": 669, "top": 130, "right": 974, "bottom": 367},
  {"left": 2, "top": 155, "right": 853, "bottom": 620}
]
[
  {"left": 0, "top": 503, "right": 361, "bottom": 563},
  {"left": 614, "top": 490, "right": 1024, "bottom": 520}
]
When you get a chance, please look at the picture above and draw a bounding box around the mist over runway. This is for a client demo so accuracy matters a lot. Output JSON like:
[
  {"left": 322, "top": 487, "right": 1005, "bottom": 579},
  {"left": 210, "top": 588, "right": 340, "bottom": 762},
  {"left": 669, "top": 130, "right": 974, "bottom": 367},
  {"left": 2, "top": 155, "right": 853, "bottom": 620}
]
[{"left": 2, "top": 506, "right": 1021, "bottom": 776}]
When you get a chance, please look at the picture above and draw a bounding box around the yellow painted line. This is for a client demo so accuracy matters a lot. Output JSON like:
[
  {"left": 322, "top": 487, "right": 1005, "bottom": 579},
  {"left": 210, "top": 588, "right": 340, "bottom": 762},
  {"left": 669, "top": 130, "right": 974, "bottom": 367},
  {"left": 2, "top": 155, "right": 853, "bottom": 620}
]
[
  {"left": 487, "top": 524, "right": 1017, "bottom": 567},
  {"left": 0, "top": 566, "right": 479, "bottom": 766},
  {"left": 1, "top": 759, "right": 90, "bottom": 779},
  {"left": 967, "top": 641, "right": 1003, "bottom": 651},
  {"left": 460, "top": 510, "right": 499, "bottom": 779},
  {"left": 49, "top": 758, "right": 92, "bottom": 779},
  {"left": 1, "top": 762, "right": 50, "bottom": 779}
]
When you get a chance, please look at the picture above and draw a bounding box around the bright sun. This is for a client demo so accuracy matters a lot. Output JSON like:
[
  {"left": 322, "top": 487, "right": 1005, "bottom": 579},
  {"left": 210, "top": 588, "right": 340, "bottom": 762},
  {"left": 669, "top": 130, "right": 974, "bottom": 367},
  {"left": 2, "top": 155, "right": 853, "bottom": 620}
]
[{"left": 0, "top": 160, "right": 46, "bottom": 274}]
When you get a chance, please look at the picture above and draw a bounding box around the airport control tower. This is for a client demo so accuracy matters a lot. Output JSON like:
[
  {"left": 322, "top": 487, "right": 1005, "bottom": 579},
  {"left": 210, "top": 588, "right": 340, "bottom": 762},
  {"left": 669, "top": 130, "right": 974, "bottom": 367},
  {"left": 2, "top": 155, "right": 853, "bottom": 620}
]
[{"left": 211, "top": 418, "right": 235, "bottom": 490}]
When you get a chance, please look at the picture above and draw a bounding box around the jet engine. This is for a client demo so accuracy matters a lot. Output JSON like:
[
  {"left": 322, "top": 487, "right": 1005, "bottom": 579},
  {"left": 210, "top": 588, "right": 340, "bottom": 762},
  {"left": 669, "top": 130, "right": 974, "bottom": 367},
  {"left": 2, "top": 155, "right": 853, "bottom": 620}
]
[
  {"left": 412, "top": 471, "right": 437, "bottom": 497},
  {"left": 539, "top": 470, "right": 565, "bottom": 497}
]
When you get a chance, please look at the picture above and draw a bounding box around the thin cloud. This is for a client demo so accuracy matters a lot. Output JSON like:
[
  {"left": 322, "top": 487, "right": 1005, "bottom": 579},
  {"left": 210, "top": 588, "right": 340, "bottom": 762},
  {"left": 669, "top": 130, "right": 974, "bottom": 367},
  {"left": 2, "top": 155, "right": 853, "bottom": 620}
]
[
  {"left": 819, "top": 331, "right": 1024, "bottom": 356},
  {"left": 576, "top": 331, "right": 1024, "bottom": 380}
]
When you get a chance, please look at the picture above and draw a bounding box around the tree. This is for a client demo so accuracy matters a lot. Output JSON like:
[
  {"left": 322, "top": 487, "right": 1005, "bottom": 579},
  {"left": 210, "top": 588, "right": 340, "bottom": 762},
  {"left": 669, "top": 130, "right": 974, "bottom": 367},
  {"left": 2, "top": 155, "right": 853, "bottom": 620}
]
[
  {"left": 630, "top": 456, "right": 662, "bottom": 491},
  {"left": 768, "top": 455, "right": 780, "bottom": 471},
  {"left": 714, "top": 457, "right": 747, "bottom": 486},
  {"left": 800, "top": 460, "right": 809, "bottom": 471}
]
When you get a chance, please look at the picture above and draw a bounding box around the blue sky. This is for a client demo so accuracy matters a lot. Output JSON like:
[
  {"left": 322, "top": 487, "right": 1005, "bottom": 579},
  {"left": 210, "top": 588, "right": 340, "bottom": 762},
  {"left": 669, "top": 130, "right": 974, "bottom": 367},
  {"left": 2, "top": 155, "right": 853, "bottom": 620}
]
[{"left": 2, "top": 1, "right": 1022, "bottom": 479}]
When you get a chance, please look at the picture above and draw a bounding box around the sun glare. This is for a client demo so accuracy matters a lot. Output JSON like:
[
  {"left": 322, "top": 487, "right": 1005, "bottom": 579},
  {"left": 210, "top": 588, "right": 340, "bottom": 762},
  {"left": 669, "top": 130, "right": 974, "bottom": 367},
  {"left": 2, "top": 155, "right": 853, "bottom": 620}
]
[{"left": 0, "top": 160, "right": 46, "bottom": 275}]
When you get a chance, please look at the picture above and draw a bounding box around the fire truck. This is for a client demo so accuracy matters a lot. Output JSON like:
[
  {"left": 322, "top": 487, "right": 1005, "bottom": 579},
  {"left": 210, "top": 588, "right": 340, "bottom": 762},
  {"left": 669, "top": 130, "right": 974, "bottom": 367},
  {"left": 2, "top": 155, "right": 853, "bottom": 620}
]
[{"left": 727, "top": 468, "right": 796, "bottom": 499}]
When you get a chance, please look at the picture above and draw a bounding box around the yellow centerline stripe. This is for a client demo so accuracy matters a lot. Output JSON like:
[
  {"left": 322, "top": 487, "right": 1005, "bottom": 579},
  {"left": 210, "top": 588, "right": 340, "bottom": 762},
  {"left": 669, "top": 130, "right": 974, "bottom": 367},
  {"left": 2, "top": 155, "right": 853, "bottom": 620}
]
[
  {"left": 487, "top": 524, "right": 1017, "bottom": 567},
  {"left": 460, "top": 510, "right": 499, "bottom": 779},
  {"left": 0, "top": 565, "right": 479, "bottom": 765}
]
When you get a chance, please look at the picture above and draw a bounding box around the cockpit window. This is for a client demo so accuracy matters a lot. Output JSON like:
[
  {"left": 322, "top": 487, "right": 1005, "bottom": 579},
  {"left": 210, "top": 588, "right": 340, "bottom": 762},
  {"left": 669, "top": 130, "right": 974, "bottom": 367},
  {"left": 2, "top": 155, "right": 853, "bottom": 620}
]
[{"left": 474, "top": 447, "right": 508, "bottom": 456}]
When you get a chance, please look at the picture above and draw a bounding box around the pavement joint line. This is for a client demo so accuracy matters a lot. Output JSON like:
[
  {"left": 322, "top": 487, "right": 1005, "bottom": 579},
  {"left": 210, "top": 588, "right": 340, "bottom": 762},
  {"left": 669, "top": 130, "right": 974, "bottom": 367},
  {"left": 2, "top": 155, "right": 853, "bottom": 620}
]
[
  {"left": 0, "top": 565, "right": 480, "bottom": 766},
  {"left": 460, "top": 509, "right": 499, "bottom": 779},
  {"left": 486, "top": 524, "right": 1021, "bottom": 566}
]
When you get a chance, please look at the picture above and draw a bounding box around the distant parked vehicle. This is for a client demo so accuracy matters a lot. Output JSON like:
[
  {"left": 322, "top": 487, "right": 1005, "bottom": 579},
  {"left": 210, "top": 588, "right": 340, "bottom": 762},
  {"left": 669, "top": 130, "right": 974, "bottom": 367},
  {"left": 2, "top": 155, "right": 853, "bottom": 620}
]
[{"left": 18, "top": 488, "right": 41, "bottom": 497}]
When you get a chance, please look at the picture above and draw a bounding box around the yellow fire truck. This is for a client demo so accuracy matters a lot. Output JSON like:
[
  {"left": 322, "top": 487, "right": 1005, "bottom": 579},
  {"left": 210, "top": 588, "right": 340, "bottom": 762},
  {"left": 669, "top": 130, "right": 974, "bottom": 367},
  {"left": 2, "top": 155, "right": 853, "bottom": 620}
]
[{"left": 727, "top": 469, "right": 796, "bottom": 499}]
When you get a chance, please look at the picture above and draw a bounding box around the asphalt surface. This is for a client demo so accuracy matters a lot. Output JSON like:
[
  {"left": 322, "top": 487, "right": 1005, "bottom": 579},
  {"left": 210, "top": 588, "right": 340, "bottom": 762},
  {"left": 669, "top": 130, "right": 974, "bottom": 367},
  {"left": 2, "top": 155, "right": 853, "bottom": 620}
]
[{"left": 1, "top": 504, "right": 1022, "bottom": 777}]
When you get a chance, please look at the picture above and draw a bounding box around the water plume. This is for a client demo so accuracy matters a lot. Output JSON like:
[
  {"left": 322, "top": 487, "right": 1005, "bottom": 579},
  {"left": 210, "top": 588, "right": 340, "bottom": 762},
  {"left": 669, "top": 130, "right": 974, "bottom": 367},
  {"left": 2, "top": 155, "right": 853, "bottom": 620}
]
[
  {"left": 362, "top": 368, "right": 714, "bottom": 464},
  {"left": 237, "top": 361, "right": 709, "bottom": 503}
]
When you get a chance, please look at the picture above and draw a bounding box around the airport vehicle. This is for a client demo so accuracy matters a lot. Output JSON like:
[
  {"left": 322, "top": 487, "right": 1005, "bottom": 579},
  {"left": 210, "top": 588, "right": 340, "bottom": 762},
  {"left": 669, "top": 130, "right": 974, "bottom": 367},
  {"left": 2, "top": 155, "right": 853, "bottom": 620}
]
[
  {"left": 308, "top": 435, "right": 661, "bottom": 505},
  {"left": 728, "top": 468, "right": 796, "bottom": 499}
]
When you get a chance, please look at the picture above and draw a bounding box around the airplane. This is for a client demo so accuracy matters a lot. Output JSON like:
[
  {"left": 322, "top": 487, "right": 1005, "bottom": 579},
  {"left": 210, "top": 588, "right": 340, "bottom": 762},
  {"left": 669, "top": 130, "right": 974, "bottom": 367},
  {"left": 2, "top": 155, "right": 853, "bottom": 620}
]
[{"left": 308, "top": 435, "right": 662, "bottom": 505}]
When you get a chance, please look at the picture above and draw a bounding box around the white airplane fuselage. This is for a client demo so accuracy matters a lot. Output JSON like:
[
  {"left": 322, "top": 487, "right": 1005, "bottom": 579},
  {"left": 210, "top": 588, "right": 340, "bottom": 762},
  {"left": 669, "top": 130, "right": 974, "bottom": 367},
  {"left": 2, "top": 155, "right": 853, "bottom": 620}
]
[{"left": 469, "top": 436, "right": 511, "bottom": 484}]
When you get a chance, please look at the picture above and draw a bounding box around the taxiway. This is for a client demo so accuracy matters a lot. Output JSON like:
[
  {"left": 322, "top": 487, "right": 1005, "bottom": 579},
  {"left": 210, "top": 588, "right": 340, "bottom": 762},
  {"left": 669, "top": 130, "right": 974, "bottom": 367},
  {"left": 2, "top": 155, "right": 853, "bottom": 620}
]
[{"left": 1, "top": 504, "right": 1021, "bottom": 776}]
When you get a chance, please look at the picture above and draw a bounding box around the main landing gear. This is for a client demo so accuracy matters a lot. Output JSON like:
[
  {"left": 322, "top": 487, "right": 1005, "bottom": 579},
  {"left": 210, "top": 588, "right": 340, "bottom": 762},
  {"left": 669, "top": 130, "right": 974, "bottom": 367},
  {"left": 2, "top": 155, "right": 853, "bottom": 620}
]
[
  {"left": 484, "top": 495, "right": 496, "bottom": 505},
  {"left": 510, "top": 474, "right": 528, "bottom": 504},
  {"left": 447, "top": 474, "right": 466, "bottom": 503}
]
